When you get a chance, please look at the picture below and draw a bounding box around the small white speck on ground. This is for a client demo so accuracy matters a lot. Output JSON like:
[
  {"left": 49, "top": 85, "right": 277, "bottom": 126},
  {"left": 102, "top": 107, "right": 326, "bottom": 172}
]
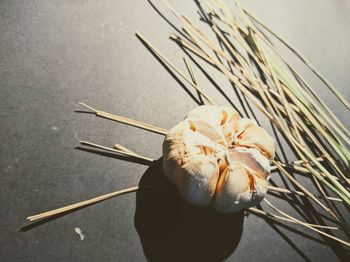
[
  {"left": 75, "top": 227, "right": 85, "bottom": 240},
  {"left": 35, "top": 188, "right": 39, "bottom": 192},
  {"left": 51, "top": 126, "right": 59, "bottom": 131}
]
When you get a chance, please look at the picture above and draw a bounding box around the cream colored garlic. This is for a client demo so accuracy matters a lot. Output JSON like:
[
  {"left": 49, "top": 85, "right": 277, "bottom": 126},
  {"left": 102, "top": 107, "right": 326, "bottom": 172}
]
[{"left": 162, "top": 105, "right": 275, "bottom": 213}]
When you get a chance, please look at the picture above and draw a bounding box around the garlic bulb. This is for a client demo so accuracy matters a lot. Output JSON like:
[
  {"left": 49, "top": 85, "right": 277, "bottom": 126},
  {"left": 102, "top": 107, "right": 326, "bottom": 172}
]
[{"left": 162, "top": 105, "right": 275, "bottom": 213}]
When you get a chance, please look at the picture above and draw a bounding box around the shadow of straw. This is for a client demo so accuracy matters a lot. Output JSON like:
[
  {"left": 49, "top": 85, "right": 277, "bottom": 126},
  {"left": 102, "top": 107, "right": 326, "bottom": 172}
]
[
  {"left": 178, "top": 46, "right": 243, "bottom": 112},
  {"left": 75, "top": 146, "right": 153, "bottom": 166},
  {"left": 134, "top": 158, "right": 244, "bottom": 261},
  {"left": 135, "top": 34, "right": 203, "bottom": 106},
  {"left": 254, "top": 204, "right": 350, "bottom": 261},
  {"left": 265, "top": 218, "right": 312, "bottom": 261},
  {"left": 147, "top": 0, "right": 195, "bottom": 48}
]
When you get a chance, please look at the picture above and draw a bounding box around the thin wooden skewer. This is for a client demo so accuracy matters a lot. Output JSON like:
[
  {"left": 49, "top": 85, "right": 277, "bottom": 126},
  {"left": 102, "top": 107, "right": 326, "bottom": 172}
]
[{"left": 78, "top": 102, "right": 168, "bottom": 135}]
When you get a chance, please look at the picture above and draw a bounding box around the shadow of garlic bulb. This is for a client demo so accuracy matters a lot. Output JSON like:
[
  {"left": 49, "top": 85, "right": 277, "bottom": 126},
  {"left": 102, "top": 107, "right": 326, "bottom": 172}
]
[{"left": 163, "top": 105, "right": 275, "bottom": 213}]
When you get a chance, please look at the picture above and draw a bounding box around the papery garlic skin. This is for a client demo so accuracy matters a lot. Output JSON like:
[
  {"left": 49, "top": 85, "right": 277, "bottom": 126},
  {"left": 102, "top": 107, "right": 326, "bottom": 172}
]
[{"left": 163, "top": 105, "right": 275, "bottom": 213}]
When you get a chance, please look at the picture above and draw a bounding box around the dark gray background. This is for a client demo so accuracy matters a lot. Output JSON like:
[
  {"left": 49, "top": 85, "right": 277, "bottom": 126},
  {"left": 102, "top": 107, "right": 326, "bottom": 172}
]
[{"left": 1, "top": 0, "right": 349, "bottom": 261}]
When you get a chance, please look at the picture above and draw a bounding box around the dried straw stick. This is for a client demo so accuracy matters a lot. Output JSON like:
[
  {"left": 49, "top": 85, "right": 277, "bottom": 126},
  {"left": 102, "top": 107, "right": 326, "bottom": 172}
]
[
  {"left": 27, "top": 186, "right": 139, "bottom": 222},
  {"left": 287, "top": 157, "right": 325, "bottom": 166},
  {"left": 247, "top": 207, "right": 338, "bottom": 230},
  {"left": 78, "top": 102, "right": 168, "bottom": 135},
  {"left": 27, "top": 184, "right": 338, "bottom": 231},
  {"left": 267, "top": 185, "right": 342, "bottom": 202},
  {"left": 264, "top": 199, "right": 350, "bottom": 248},
  {"left": 183, "top": 57, "right": 214, "bottom": 105},
  {"left": 273, "top": 161, "right": 339, "bottom": 221},
  {"left": 113, "top": 143, "right": 141, "bottom": 157},
  {"left": 79, "top": 141, "right": 154, "bottom": 163}
]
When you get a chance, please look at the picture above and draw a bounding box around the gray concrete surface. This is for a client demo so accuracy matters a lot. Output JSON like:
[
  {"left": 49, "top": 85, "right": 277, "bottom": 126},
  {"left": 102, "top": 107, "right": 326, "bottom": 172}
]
[{"left": 1, "top": 0, "right": 349, "bottom": 261}]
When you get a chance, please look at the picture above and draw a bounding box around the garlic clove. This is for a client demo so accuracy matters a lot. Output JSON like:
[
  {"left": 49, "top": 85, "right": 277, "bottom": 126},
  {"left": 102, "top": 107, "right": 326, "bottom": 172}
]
[
  {"left": 187, "top": 105, "right": 226, "bottom": 128},
  {"left": 212, "top": 163, "right": 268, "bottom": 213},
  {"left": 234, "top": 118, "right": 255, "bottom": 134},
  {"left": 230, "top": 147, "right": 271, "bottom": 175},
  {"left": 163, "top": 153, "right": 219, "bottom": 206},
  {"left": 212, "top": 162, "right": 251, "bottom": 213},
  {"left": 163, "top": 121, "right": 220, "bottom": 206},
  {"left": 179, "top": 155, "right": 220, "bottom": 206},
  {"left": 220, "top": 106, "right": 240, "bottom": 126},
  {"left": 187, "top": 105, "right": 226, "bottom": 144},
  {"left": 187, "top": 105, "right": 241, "bottom": 146},
  {"left": 183, "top": 122, "right": 219, "bottom": 151},
  {"left": 235, "top": 124, "right": 275, "bottom": 159},
  {"left": 250, "top": 174, "right": 269, "bottom": 205},
  {"left": 188, "top": 119, "right": 225, "bottom": 145},
  {"left": 163, "top": 121, "right": 188, "bottom": 167},
  {"left": 221, "top": 107, "right": 240, "bottom": 143}
]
